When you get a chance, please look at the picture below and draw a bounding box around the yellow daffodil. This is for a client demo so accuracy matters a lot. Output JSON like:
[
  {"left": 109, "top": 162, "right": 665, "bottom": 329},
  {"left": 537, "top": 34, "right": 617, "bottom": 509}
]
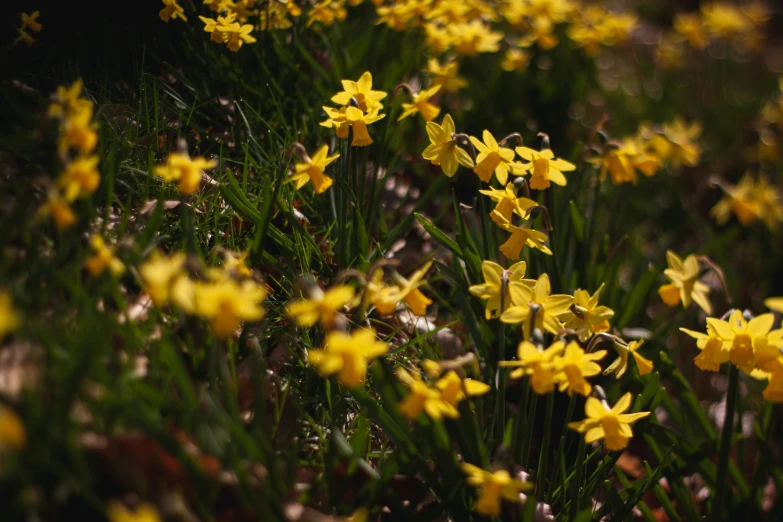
[
  {"left": 435, "top": 370, "right": 490, "bottom": 408},
  {"left": 469, "top": 130, "right": 518, "bottom": 185},
  {"left": 554, "top": 341, "right": 606, "bottom": 396},
  {"left": 330, "top": 72, "right": 387, "bottom": 113},
  {"left": 673, "top": 13, "right": 709, "bottom": 49},
  {"left": 501, "top": 48, "right": 531, "bottom": 72},
  {"left": 369, "top": 262, "right": 433, "bottom": 316},
  {"left": 517, "top": 17, "right": 559, "bottom": 50},
  {"left": 680, "top": 323, "right": 731, "bottom": 372},
  {"left": 154, "top": 152, "right": 217, "bottom": 195},
  {"left": 139, "top": 251, "right": 188, "bottom": 306},
  {"left": 107, "top": 501, "right": 161, "bottom": 522},
  {"left": 58, "top": 155, "right": 100, "bottom": 201},
  {"left": 501, "top": 273, "right": 573, "bottom": 338},
  {"left": 500, "top": 340, "right": 565, "bottom": 394},
  {"left": 422, "top": 114, "right": 474, "bottom": 176},
  {"left": 58, "top": 107, "right": 98, "bottom": 155},
  {"left": 492, "top": 210, "right": 552, "bottom": 259},
  {"left": 20, "top": 12, "right": 42, "bottom": 33},
  {"left": 84, "top": 235, "right": 125, "bottom": 277},
  {"left": 219, "top": 250, "right": 253, "bottom": 279},
  {"left": 398, "top": 85, "right": 441, "bottom": 122},
  {"left": 397, "top": 368, "right": 457, "bottom": 420},
  {"left": 424, "top": 23, "right": 454, "bottom": 54},
  {"left": 199, "top": 13, "right": 237, "bottom": 43},
  {"left": 448, "top": 21, "right": 503, "bottom": 55},
  {"left": 426, "top": 58, "right": 467, "bottom": 93},
  {"left": 479, "top": 183, "right": 536, "bottom": 226},
  {"left": 290, "top": 144, "right": 339, "bottom": 194},
  {"left": 759, "top": 357, "right": 783, "bottom": 402},
  {"left": 560, "top": 284, "right": 614, "bottom": 342},
  {"left": 286, "top": 284, "right": 355, "bottom": 328},
  {"left": 14, "top": 28, "right": 35, "bottom": 47},
  {"left": 160, "top": 0, "right": 188, "bottom": 22},
  {"left": 344, "top": 106, "right": 386, "bottom": 147},
  {"left": 461, "top": 464, "right": 532, "bottom": 516},
  {"left": 603, "top": 340, "right": 653, "bottom": 379},
  {"left": 568, "top": 392, "right": 650, "bottom": 451},
  {"left": 0, "top": 404, "right": 25, "bottom": 451},
  {"left": 515, "top": 146, "right": 575, "bottom": 190},
  {"left": 320, "top": 106, "right": 351, "bottom": 139},
  {"left": 0, "top": 291, "right": 20, "bottom": 341},
  {"left": 36, "top": 192, "right": 76, "bottom": 230},
  {"left": 468, "top": 260, "right": 534, "bottom": 319},
  {"left": 308, "top": 328, "right": 388, "bottom": 388},
  {"left": 48, "top": 81, "right": 92, "bottom": 120},
  {"left": 658, "top": 250, "right": 711, "bottom": 315},
  {"left": 710, "top": 173, "right": 783, "bottom": 231},
  {"left": 707, "top": 310, "right": 783, "bottom": 373},
  {"left": 193, "top": 279, "right": 267, "bottom": 337},
  {"left": 307, "top": 0, "right": 347, "bottom": 27},
  {"left": 650, "top": 118, "right": 702, "bottom": 168}
]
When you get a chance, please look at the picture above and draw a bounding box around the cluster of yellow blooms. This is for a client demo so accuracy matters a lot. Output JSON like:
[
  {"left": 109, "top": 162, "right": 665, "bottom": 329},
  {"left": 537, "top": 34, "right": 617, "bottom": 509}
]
[
  {"left": 591, "top": 118, "right": 702, "bottom": 185},
  {"left": 36, "top": 81, "right": 101, "bottom": 230},
  {"left": 656, "top": 2, "right": 770, "bottom": 69},
  {"left": 321, "top": 72, "right": 387, "bottom": 147},
  {"left": 15, "top": 11, "right": 42, "bottom": 47},
  {"left": 156, "top": 0, "right": 640, "bottom": 60},
  {"left": 286, "top": 262, "right": 435, "bottom": 388},
  {"left": 139, "top": 250, "right": 267, "bottom": 337}
]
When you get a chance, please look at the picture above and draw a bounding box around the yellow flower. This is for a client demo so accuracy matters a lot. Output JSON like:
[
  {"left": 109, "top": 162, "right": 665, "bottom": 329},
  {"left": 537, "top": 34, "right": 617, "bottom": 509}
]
[
  {"left": 398, "top": 85, "right": 441, "bottom": 122},
  {"left": 448, "top": 21, "right": 503, "bottom": 55},
  {"left": 515, "top": 146, "right": 575, "bottom": 190},
  {"left": 160, "top": 0, "right": 188, "bottom": 22},
  {"left": 223, "top": 22, "right": 257, "bottom": 51},
  {"left": 84, "top": 235, "right": 125, "bottom": 277},
  {"left": 603, "top": 340, "right": 653, "bottom": 379},
  {"left": 501, "top": 48, "right": 531, "bottom": 72},
  {"left": 221, "top": 250, "right": 253, "bottom": 278},
  {"left": 344, "top": 106, "right": 386, "bottom": 147},
  {"left": 435, "top": 370, "right": 490, "bottom": 408},
  {"left": 501, "top": 273, "right": 573, "bottom": 338},
  {"left": 759, "top": 357, "right": 783, "bottom": 402},
  {"left": 500, "top": 340, "right": 565, "bottom": 394},
  {"left": 320, "top": 106, "right": 351, "bottom": 139},
  {"left": 290, "top": 145, "right": 339, "bottom": 194},
  {"left": 425, "top": 0, "right": 471, "bottom": 24},
  {"left": 492, "top": 210, "right": 552, "bottom": 260},
  {"left": 199, "top": 13, "right": 237, "bottom": 43},
  {"left": 469, "top": 130, "right": 518, "bottom": 185},
  {"left": 58, "top": 155, "right": 100, "bottom": 202},
  {"left": 461, "top": 464, "right": 532, "bottom": 516},
  {"left": 106, "top": 501, "right": 161, "bottom": 522},
  {"left": 468, "top": 260, "right": 534, "bottom": 320},
  {"left": 554, "top": 341, "right": 606, "bottom": 396},
  {"left": 307, "top": 328, "right": 388, "bottom": 388},
  {"left": 154, "top": 152, "right": 217, "bottom": 194},
  {"left": 680, "top": 323, "right": 731, "bottom": 372},
  {"left": 48, "top": 81, "right": 92, "bottom": 120},
  {"left": 657, "top": 250, "right": 711, "bottom": 315},
  {"left": 560, "top": 284, "right": 614, "bottom": 342},
  {"left": 139, "top": 251, "right": 189, "bottom": 306},
  {"left": 0, "top": 291, "right": 20, "bottom": 341},
  {"left": 424, "top": 23, "right": 454, "bottom": 54},
  {"left": 650, "top": 118, "right": 702, "bottom": 168},
  {"left": 20, "top": 11, "right": 43, "bottom": 33},
  {"left": 706, "top": 310, "right": 783, "bottom": 373},
  {"left": 426, "top": 58, "right": 467, "bottom": 93},
  {"left": 422, "top": 114, "right": 474, "bottom": 177},
  {"left": 193, "top": 279, "right": 267, "bottom": 337},
  {"left": 397, "top": 368, "right": 457, "bottom": 420},
  {"left": 480, "top": 183, "right": 536, "bottom": 226},
  {"left": 330, "top": 71, "right": 387, "bottom": 113},
  {"left": 368, "top": 262, "right": 433, "bottom": 316},
  {"left": 59, "top": 108, "right": 98, "bottom": 155},
  {"left": 307, "top": 0, "right": 347, "bottom": 27},
  {"left": 36, "top": 192, "right": 76, "bottom": 230},
  {"left": 568, "top": 392, "right": 650, "bottom": 451},
  {"left": 0, "top": 404, "right": 25, "bottom": 450},
  {"left": 14, "top": 29, "right": 35, "bottom": 47},
  {"left": 286, "top": 284, "right": 355, "bottom": 328},
  {"left": 710, "top": 173, "right": 783, "bottom": 231},
  {"left": 517, "top": 17, "right": 559, "bottom": 50}
]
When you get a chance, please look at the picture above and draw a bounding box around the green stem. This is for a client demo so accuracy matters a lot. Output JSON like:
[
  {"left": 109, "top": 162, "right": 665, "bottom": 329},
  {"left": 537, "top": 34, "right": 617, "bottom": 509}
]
[
  {"left": 536, "top": 392, "right": 555, "bottom": 498},
  {"left": 510, "top": 376, "right": 530, "bottom": 465},
  {"left": 569, "top": 437, "right": 586, "bottom": 520},
  {"left": 716, "top": 364, "right": 739, "bottom": 518},
  {"left": 520, "top": 392, "right": 538, "bottom": 469}
]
